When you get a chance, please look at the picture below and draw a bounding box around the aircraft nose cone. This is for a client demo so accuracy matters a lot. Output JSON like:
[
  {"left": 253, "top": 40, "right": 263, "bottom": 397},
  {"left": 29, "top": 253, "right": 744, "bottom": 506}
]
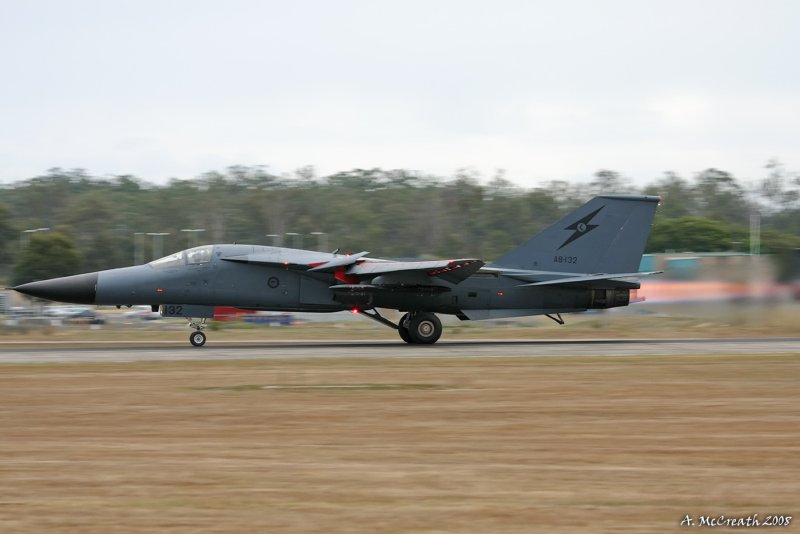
[{"left": 12, "top": 272, "right": 98, "bottom": 304}]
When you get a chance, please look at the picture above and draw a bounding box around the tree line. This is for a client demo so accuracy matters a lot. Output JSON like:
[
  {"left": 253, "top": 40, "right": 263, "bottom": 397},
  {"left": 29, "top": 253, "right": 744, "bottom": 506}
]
[{"left": 1, "top": 163, "right": 799, "bottom": 285}]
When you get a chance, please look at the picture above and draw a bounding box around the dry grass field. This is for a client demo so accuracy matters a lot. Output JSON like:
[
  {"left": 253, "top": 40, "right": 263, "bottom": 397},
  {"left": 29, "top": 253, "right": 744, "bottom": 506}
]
[{"left": 1, "top": 353, "right": 798, "bottom": 533}]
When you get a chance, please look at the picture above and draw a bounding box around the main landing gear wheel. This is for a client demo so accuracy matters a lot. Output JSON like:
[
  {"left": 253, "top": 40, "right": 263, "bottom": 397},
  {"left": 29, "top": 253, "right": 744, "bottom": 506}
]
[
  {"left": 407, "top": 312, "right": 442, "bottom": 345},
  {"left": 189, "top": 330, "right": 207, "bottom": 347},
  {"left": 359, "top": 309, "right": 442, "bottom": 345},
  {"left": 397, "top": 313, "right": 412, "bottom": 343}
]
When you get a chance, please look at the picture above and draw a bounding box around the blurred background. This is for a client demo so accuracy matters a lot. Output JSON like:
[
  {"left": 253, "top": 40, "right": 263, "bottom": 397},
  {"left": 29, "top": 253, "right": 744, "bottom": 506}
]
[
  {"left": 1, "top": 166, "right": 798, "bottom": 337},
  {"left": 1, "top": 1, "right": 799, "bottom": 336}
]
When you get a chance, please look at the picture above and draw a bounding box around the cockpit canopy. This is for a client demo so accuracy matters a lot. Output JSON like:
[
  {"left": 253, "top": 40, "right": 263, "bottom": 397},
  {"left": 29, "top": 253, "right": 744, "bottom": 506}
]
[{"left": 149, "top": 245, "right": 213, "bottom": 269}]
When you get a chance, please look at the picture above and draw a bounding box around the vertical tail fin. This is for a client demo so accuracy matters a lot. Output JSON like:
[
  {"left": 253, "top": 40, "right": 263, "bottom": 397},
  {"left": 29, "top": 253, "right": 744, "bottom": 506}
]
[{"left": 493, "top": 195, "right": 660, "bottom": 274}]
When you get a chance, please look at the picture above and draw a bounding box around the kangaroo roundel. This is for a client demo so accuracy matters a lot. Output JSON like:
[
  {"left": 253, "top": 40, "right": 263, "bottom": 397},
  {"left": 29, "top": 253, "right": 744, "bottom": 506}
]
[{"left": 558, "top": 206, "right": 603, "bottom": 250}]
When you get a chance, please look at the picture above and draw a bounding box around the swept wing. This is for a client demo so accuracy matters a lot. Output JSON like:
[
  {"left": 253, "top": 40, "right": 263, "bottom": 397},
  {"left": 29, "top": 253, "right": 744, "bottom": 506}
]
[
  {"left": 222, "top": 250, "right": 483, "bottom": 285},
  {"left": 347, "top": 259, "right": 484, "bottom": 284}
]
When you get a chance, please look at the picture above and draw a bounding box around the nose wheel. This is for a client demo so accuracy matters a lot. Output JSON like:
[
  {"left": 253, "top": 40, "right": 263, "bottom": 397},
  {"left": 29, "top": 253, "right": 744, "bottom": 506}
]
[
  {"left": 188, "top": 318, "right": 208, "bottom": 347},
  {"left": 189, "top": 330, "right": 207, "bottom": 347}
]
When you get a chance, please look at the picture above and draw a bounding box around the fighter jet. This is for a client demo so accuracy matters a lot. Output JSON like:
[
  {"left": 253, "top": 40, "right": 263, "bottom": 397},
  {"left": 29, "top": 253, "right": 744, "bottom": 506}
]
[{"left": 11, "top": 195, "right": 660, "bottom": 346}]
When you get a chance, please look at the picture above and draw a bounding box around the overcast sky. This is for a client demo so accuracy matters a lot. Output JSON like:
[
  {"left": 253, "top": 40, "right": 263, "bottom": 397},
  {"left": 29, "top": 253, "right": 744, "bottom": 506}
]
[{"left": 1, "top": 0, "right": 798, "bottom": 186}]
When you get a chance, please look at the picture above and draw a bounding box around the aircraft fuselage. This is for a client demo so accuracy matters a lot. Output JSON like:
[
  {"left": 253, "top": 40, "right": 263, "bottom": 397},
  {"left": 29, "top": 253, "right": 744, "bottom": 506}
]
[{"left": 12, "top": 195, "right": 659, "bottom": 345}]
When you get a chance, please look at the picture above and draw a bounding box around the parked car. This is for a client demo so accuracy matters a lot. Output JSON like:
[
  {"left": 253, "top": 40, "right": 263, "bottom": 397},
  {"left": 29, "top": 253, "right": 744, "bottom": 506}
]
[
  {"left": 124, "top": 305, "right": 162, "bottom": 321},
  {"left": 65, "top": 308, "right": 105, "bottom": 325}
]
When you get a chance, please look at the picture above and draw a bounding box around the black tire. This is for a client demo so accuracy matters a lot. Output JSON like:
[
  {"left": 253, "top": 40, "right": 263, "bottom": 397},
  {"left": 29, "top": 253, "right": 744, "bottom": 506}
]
[
  {"left": 397, "top": 313, "right": 413, "bottom": 343},
  {"left": 190, "top": 331, "right": 207, "bottom": 347},
  {"left": 407, "top": 313, "right": 442, "bottom": 344}
]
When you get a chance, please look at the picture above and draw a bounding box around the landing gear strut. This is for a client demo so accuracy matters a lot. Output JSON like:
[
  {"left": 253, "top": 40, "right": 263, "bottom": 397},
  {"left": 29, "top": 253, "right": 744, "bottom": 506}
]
[
  {"left": 188, "top": 318, "right": 208, "bottom": 347},
  {"left": 358, "top": 309, "right": 443, "bottom": 344}
]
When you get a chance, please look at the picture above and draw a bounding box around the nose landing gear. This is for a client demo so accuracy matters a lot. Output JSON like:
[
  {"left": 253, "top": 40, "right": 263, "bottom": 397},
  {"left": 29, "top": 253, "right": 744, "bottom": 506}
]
[
  {"left": 190, "top": 330, "right": 207, "bottom": 347},
  {"left": 188, "top": 318, "right": 208, "bottom": 347}
]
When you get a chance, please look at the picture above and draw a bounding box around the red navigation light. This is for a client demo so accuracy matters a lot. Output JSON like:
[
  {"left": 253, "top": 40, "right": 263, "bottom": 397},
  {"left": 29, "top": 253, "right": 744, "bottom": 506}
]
[
  {"left": 351, "top": 307, "right": 360, "bottom": 314},
  {"left": 156, "top": 288, "right": 164, "bottom": 293}
]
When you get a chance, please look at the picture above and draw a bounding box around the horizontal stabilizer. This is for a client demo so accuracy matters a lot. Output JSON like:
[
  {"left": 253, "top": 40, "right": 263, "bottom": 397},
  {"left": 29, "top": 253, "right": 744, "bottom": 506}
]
[{"left": 521, "top": 270, "right": 663, "bottom": 287}]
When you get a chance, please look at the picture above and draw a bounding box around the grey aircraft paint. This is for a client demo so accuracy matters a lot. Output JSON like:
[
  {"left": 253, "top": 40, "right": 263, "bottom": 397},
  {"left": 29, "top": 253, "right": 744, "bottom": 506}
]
[{"left": 11, "top": 195, "right": 661, "bottom": 345}]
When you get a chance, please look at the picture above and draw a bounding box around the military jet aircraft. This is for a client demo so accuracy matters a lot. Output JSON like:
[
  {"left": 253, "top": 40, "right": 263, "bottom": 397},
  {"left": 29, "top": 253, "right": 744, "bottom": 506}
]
[{"left": 11, "top": 195, "right": 660, "bottom": 346}]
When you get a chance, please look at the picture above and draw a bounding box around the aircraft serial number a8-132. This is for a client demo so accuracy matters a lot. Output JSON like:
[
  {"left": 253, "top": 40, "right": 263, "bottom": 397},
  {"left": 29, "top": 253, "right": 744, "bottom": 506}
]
[{"left": 11, "top": 195, "right": 661, "bottom": 346}]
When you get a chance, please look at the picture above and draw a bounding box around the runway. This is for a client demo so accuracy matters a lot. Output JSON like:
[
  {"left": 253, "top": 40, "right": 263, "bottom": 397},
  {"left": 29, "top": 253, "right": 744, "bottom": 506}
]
[{"left": 0, "top": 337, "right": 797, "bottom": 363}]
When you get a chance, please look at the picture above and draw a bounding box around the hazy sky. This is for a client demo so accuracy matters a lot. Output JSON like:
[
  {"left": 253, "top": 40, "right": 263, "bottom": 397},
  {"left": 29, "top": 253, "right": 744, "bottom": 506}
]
[{"left": 1, "top": 0, "right": 798, "bottom": 186}]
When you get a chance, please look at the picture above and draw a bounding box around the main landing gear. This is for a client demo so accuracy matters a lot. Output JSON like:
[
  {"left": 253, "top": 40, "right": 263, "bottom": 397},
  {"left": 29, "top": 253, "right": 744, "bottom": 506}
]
[
  {"left": 359, "top": 309, "right": 443, "bottom": 344},
  {"left": 398, "top": 312, "right": 442, "bottom": 344},
  {"left": 188, "top": 318, "right": 208, "bottom": 347}
]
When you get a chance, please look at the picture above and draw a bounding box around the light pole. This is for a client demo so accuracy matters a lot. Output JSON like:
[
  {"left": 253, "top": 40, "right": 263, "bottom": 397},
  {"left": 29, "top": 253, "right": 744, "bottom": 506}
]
[
  {"left": 285, "top": 232, "right": 302, "bottom": 249},
  {"left": 310, "top": 231, "right": 328, "bottom": 252},
  {"left": 180, "top": 228, "right": 205, "bottom": 248},
  {"left": 749, "top": 213, "right": 760, "bottom": 256},
  {"left": 19, "top": 227, "right": 50, "bottom": 249},
  {"left": 134, "top": 232, "right": 145, "bottom": 264},
  {"left": 146, "top": 232, "right": 170, "bottom": 260}
]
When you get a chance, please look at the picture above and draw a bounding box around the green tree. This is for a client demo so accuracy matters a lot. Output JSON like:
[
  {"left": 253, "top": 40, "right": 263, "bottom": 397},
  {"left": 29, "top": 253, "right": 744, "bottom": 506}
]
[
  {"left": 646, "top": 217, "right": 734, "bottom": 253},
  {"left": 63, "top": 192, "right": 126, "bottom": 271},
  {"left": 12, "top": 232, "right": 81, "bottom": 285},
  {"left": 0, "top": 163, "right": 799, "bottom": 267},
  {"left": 644, "top": 172, "right": 697, "bottom": 219},
  {"left": 0, "top": 203, "right": 15, "bottom": 273},
  {"left": 759, "top": 159, "right": 800, "bottom": 213},
  {"left": 692, "top": 168, "right": 749, "bottom": 225},
  {"left": 588, "top": 169, "right": 633, "bottom": 196}
]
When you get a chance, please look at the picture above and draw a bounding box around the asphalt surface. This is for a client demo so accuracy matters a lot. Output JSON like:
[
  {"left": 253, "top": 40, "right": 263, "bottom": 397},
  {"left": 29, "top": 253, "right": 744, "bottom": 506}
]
[{"left": 0, "top": 338, "right": 798, "bottom": 363}]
